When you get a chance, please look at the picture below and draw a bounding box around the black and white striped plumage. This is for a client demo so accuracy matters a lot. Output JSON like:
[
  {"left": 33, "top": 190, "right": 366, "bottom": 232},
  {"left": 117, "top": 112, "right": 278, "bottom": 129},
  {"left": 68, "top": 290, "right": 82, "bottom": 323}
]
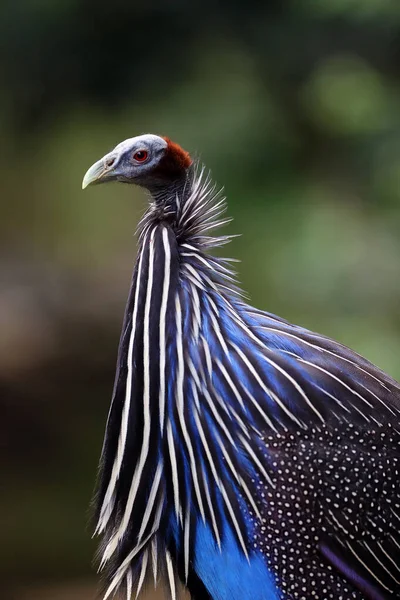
[{"left": 83, "top": 134, "right": 400, "bottom": 600}]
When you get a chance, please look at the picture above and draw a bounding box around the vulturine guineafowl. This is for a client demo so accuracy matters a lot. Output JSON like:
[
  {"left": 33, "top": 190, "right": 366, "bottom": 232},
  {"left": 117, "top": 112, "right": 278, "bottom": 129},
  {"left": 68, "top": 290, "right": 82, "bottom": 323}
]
[{"left": 83, "top": 134, "right": 400, "bottom": 600}]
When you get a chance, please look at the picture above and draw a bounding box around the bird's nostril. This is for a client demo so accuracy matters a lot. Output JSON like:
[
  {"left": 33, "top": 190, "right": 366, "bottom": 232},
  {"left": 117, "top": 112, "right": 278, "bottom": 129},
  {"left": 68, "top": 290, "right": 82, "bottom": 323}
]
[{"left": 105, "top": 156, "right": 116, "bottom": 168}]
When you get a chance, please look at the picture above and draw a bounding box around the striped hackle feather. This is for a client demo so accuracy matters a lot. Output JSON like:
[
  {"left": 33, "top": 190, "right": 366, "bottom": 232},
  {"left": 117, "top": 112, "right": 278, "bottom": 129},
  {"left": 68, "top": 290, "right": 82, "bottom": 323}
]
[{"left": 84, "top": 136, "right": 400, "bottom": 600}]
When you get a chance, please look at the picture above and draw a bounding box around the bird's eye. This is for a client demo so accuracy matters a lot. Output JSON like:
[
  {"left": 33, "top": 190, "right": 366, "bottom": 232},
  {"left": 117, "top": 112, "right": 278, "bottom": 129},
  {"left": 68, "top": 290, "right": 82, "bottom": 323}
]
[{"left": 133, "top": 150, "right": 148, "bottom": 163}]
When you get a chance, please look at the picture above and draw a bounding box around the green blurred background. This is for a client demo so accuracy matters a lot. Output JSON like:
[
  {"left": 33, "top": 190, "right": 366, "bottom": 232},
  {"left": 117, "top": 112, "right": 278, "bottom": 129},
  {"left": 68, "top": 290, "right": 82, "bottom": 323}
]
[{"left": 2, "top": 1, "right": 400, "bottom": 598}]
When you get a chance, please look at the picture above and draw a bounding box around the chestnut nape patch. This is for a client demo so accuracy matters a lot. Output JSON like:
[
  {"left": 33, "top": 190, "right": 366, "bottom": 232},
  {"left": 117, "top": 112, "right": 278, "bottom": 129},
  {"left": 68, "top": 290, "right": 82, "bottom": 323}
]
[{"left": 161, "top": 137, "right": 193, "bottom": 173}]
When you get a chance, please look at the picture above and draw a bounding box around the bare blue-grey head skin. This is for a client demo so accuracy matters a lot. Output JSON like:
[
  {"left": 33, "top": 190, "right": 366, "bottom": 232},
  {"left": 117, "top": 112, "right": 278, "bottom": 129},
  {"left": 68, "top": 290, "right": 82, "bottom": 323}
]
[{"left": 82, "top": 134, "right": 192, "bottom": 198}]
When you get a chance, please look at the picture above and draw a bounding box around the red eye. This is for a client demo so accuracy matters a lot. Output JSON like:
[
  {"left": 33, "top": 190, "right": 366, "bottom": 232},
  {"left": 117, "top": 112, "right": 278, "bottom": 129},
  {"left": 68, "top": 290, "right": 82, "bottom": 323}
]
[{"left": 133, "top": 150, "right": 148, "bottom": 163}]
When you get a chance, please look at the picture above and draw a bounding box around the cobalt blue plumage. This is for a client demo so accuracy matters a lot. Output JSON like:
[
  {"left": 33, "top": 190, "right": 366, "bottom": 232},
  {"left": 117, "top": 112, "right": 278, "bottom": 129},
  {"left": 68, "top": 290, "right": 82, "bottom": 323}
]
[{"left": 82, "top": 134, "right": 400, "bottom": 600}]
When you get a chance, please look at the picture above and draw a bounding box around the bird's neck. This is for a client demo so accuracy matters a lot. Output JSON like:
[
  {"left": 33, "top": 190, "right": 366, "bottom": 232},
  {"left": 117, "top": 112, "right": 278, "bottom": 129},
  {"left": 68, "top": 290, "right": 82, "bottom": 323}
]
[{"left": 147, "top": 173, "right": 191, "bottom": 214}]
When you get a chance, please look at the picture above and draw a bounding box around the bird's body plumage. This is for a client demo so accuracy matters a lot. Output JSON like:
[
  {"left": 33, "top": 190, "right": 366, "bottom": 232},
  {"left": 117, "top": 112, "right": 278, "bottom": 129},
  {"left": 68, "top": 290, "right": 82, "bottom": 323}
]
[{"left": 83, "top": 138, "right": 400, "bottom": 600}]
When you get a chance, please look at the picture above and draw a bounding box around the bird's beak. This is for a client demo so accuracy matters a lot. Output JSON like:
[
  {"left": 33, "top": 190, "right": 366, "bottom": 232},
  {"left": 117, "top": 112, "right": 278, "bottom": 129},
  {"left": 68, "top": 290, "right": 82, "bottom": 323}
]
[{"left": 82, "top": 153, "right": 118, "bottom": 189}]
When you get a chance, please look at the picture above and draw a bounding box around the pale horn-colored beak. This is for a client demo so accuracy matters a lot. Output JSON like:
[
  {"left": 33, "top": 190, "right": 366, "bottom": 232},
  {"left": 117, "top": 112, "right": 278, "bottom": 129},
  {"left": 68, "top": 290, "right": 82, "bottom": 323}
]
[{"left": 82, "top": 153, "right": 117, "bottom": 189}]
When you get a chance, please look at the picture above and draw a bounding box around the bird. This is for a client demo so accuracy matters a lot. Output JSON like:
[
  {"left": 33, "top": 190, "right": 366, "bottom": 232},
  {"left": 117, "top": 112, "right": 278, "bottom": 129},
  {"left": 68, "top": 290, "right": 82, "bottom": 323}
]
[{"left": 82, "top": 134, "right": 400, "bottom": 600}]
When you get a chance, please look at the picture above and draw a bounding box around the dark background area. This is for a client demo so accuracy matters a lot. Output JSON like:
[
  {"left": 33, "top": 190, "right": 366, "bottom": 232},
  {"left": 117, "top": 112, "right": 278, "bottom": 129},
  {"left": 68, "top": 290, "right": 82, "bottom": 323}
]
[{"left": 2, "top": 1, "right": 400, "bottom": 598}]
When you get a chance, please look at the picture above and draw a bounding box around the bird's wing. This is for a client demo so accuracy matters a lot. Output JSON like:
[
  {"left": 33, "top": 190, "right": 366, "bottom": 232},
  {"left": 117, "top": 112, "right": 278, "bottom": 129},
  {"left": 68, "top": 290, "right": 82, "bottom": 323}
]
[
  {"left": 318, "top": 428, "right": 400, "bottom": 599},
  {"left": 231, "top": 302, "right": 400, "bottom": 599},
  {"left": 249, "top": 424, "right": 400, "bottom": 600}
]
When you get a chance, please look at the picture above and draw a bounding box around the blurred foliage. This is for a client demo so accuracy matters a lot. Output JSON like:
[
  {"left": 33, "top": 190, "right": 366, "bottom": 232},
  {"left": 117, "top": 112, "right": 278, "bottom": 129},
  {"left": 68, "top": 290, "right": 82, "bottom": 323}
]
[{"left": 1, "top": 0, "right": 400, "bottom": 597}]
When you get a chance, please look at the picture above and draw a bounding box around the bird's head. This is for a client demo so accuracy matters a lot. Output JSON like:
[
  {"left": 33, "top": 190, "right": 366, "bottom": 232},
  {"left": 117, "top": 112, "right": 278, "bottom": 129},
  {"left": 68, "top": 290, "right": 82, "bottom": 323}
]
[{"left": 82, "top": 134, "right": 192, "bottom": 192}]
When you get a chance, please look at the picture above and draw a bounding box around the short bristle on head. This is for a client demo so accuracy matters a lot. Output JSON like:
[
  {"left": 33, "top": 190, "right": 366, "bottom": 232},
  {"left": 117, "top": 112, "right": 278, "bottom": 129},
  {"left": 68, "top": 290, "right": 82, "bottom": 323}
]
[{"left": 154, "top": 137, "right": 192, "bottom": 180}]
